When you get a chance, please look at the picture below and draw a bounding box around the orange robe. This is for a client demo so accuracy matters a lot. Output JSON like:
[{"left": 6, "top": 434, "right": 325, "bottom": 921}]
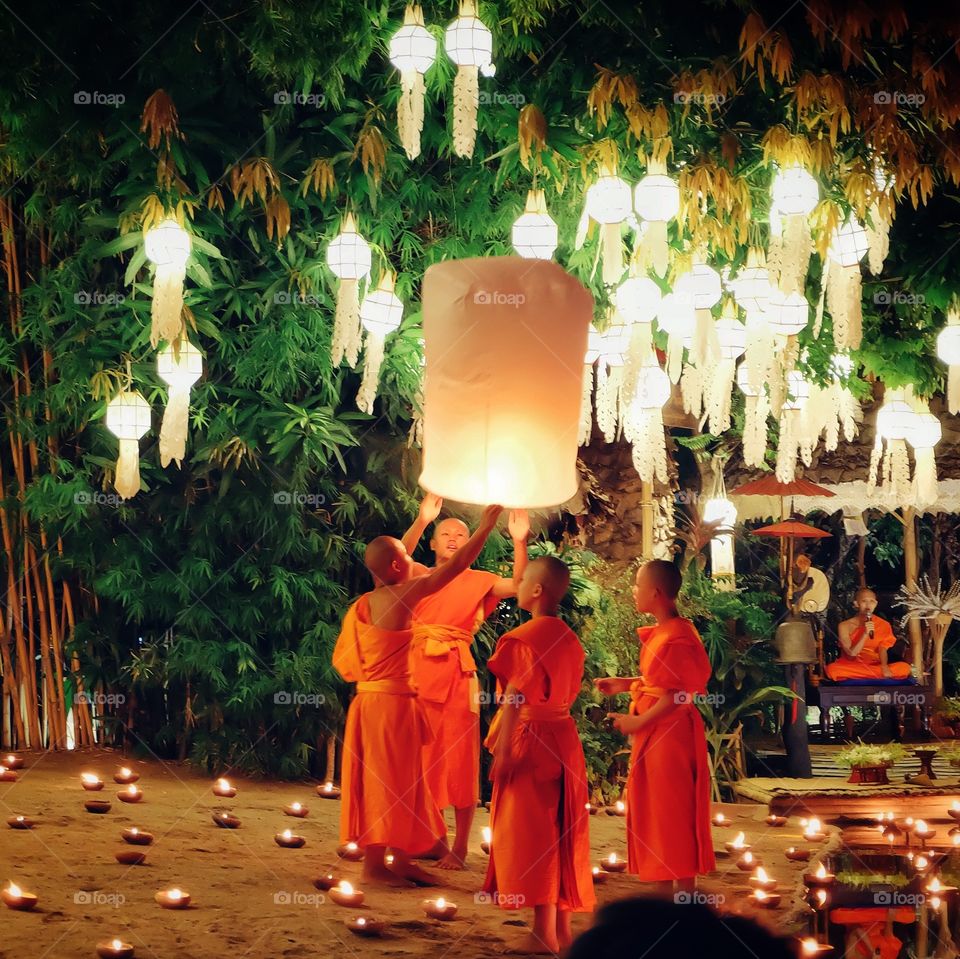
[
  {"left": 333, "top": 594, "right": 445, "bottom": 852},
  {"left": 831, "top": 907, "right": 914, "bottom": 959},
  {"left": 482, "top": 617, "right": 595, "bottom": 912},
  {"left": 825, "top": 616, "right": 912, "bottom": 681},
  {"left": 627, "top": 618, "right": 716, "bottom": 881},
  {"left": 410, "top": 569, "right": 499, "bottom": 810}
]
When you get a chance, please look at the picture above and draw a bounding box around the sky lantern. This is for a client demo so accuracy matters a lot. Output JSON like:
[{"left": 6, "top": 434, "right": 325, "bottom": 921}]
[
  {"left": 144, "top": 218, "right": 191, "bottom": 348},
  {"left": 420, "top": 257, "right": 591, "bottom": 508}
]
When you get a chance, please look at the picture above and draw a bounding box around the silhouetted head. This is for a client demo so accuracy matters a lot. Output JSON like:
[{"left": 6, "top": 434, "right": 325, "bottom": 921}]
[
  {"left": 364, "top": 536, "right": 413, "bottom": 585},
  {"left": 517, "top": 556, "right": 571, "bottom": 613},
  {"left": 430, "top": 517, "right": 470, "bottom": 564},
  {"left": 632, "top": 559, "right": 682, "bottom": 614}
]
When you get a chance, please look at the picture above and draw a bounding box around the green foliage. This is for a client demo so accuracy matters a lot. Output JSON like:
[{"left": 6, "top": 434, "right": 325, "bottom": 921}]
[{"left": 833, "top": 740, "right": 909, "bottom": 768}]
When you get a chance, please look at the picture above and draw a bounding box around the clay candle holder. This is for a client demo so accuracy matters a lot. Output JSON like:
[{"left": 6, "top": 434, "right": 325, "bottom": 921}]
[
  {"left": 212, "top": 778, "right": 236, "bottom": 798},
  {"left": 737, "top": 851, "right": 761, "bottom": 872},
  {"left": 155, "top": 888, "right": 190, "bottom": 910},
  {"left": 803, "top": 819, "right": 827, "bottom": 842},
  {"left": 585, "top": 802, "right": 598, "bottom": 815},
  {"left": 113, "top": 767, "right": 139, "bottom": 785},
  {"left": 591, "top": 866, "right": 608, "bottom": 884},
  {"left": 749, "top": 867, "right": 778, "bottom": 892},
  {"left": 914, "top": 820, "right": 936, "bottom": 847},
  {"left": 346, "top": 916, "right": 384, "bottom": 938},
  {"left": 283, "top": 802, "right": 309, "bottom": 818},
  {"left": 328, "top": 881, "right": 364, "bottom": 908},
  {"left": 2, "top": 882, "right": 37, "bottom": 911},
  {"left": 95, "top": 940, "right": 135, "bottom": 959},
  {"left": 785, "top": 847, "right": 812, "bottom": 863},
  {"left": 337, "top": 842, "right": 364, "bottom": 861},
  {"left": 883, "top": 824, "right": 905, "bottom": 845},
  {"left": 797, "top": 938, "right": 834, "bottom": 958},
  {"left": 121, "top": 828, "right": 153, "bottom": 846},
  {"left": 213, "top": 811, "right": 240, "bottom": 829},
  {"left": 423, "top": 897, "right": 458, "bottom": 920},
  {"left": 926, "top": 877, "right": 958, "bottom": 896},
  {"left": 949, "top": 801, "right": 960, "bottom": 823},
  {"left": 117, "top": 785, "right": 143, "bottom": 804},
  {"left": 114, "top": 849, "right": 147, "bottom": 866},
  {"left": 317, "top": 781, "right": 341, "bottom": 800},
  {"left": 81, "top": 773, "right": 104, "bottom": 791},
  {"left": 275, "top": 829, "right": 305, "bottom": 848},
  {"left": 712, "top": 812, "right": 728, "bottom": 827},
  {"left": 3, "top": 754, "right": 24, "bottom": 770},
  {"left": 480, "top": 826, "right": 491, "bottom": 855},
  {"left": 751, "top": 889, "right": 781, "bottom": 909},
  {"left": 765, "top": 814, "right": 788, "bottom": 827},
  {"left": 85, "top": 799, "right": 111, "bottom": 814},
  {"left": 724, "top": 832, "right": 750, "bottom": 854},
  {"left": 803, "top": 863, "right": 836, "bottom": 888},
  {"left": 0, "top": 766, "right": 17, "bottom": 782},
  {"left": 914, "top": 854, "right": 932, "bottom": 873},
  {"left": 313, "top": 873, "right": 338, "bottom": 891},
  {"left": 600, "top": 853, "right": 627, "bottom": 874},
  {"left": 7, "top": 815, "right": 33, "bottom": 830}
]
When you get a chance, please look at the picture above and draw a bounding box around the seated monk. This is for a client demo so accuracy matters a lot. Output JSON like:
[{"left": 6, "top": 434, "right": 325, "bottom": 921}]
[
  {"left": 825, "top": 587, "right": 912, "bottom": 682},
  {"left": 332, "top": 504, "right": 502, "bottom": 887}
]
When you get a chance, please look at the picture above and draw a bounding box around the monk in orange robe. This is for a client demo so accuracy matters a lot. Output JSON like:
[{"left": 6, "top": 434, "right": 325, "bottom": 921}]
[
  {"left": 831, "top": 907, "right": 915, "bottom": 959},
  {"left": 825, "top": 587, "right": 912, "bottom": 681},
  {"left": 333, "top": 504, "right": 502, "bottom": 886},
  {"left": 402, "top": 493, "right": 529, "bottom": 869},
  {"left": 600, "top": 559, "right": 715, "bottom": 895},
  {"left": 482, "top": 556, "right": 595, "bottom": 954}
]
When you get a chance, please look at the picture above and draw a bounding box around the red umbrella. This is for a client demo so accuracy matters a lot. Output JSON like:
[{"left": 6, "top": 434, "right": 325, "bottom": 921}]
[
  {"left": 751, "top": 521, "right": 832, "bottom": 539},
  {"left": 733, "top": 477, "right": 835, "bottom": 498}
]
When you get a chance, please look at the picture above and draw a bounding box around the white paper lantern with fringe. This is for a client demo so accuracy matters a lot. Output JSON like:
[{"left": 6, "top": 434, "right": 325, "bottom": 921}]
[
  {"left": 937, "top": 310, "right": 960, "bottom": 414},
  {"left": 157, "top": 338, "right": 203, "bottom": 468},
  {"left": 826, "top": 218, "right": 867, "bottom": 351},
  {"left": 737, "top": 362, "right": 771, "bottom": 468},
  {"left": 907, "top": 403, "right": 942, "bottom": 509},
  {"left": 583, "top": 168, "right": 632, "bottom": 285},
  {"left": 327, "top": 213, "right": 372, "bottom": 369},
  {"left": 390, "top": 4, "right": 437, "bottom": 160},
  {"left": 444, "top": 0, "right": 494, "bottom": 159},
  {"left": 624, "top": 358, "right": 670, "bottom": 483},
  {"left": 633, "top": 161, "right": 679, "bottom": 277},
  {"left": 356, "top": 272, "right": 404, "bottom": 414},
  {"left": 512, "top": 189, "right": 558, "bottom": 260},
  {"left": 106, "top": 391, "right": 151, "bottom": 499},
  {"left": 144, "top": 219, "right": 191, "bottom": 348}
]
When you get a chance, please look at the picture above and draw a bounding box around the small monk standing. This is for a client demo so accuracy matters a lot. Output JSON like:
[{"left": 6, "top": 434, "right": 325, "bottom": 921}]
[
  {"left": 402, "top": 493, "right": 529, "bottom": 869},
  {"left": 333, "top": 504, "right": 502, "bottom": 887},
  {"left": 482, "top": 556, "right": 595, "bottom": 954},
  {"left": 825, "top": 587, "right": 912, "bottom": 681},
  {"left": 599, "top": 559, "right": 715, "bottom": 896}
]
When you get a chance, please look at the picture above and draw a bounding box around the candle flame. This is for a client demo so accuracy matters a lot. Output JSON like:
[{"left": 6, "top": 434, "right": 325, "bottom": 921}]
[
  {"left": 120, "top": 767, "right": 131, "bottom": 776},
  {"left": 436, "top": 897, "right": 446, "bottom": 909},
  {"left": 217, "top": 778, "right": 230, "bottom": 789},
  {"left": 324, "top": 781, "right": 333, "bottom": 791},
  {"left": 282, "top": 829, "right": 292, "bottom": 839},
  {"left": 131, "top": 827, "right": 138, "bottom": 834},
  {"left": 482, "top": 827, "right": 491, "bottom": 843},
  {"left": 82, "top": 773, "right": 99, "bottom": 783},
  {"left": 15, "top": 816, "right": 23, "bottom": 822},
  {"left": 339, "top": 881, "right": 354, "bottom": 895},
  {"left": 112, "top": 940, "right": 123, "bottom": 949},
  {"left": 953, "top": 801, "right": 960, "bottom": 812},
  {"left": 607, "top": 853, "right": 617, "bottom": 863},
  {"left": 932, "top": 895, "right": 942, "bottom": 910},
  {"left": 953, "top": 833, "right": 960, "bottom": 846},
  {"left": 815, "top": 889, "right": 827, "bottom": 906},
  {"left": 168, "top": 889, "right": 182, "bottom": 900},
  {"left": 615, "top": 800, "right": 625, "bottom": 812},
  {"left": 592, "top": 867, "right": 600, "bottom": 875},
  {"left": 917, "top": 856, "right": 929, "bottom": 869},
  {"left": 346, "top": 842, "right": 358, "bottom": 851},
  {"left": 127, "top": 785, "right": 138, "bottom": 794},
  {"left": 357, "top": 918, "right": 366, "bottom": 926},
  {"left": 732, "top": 831, "right": 745, "bottom": 847},
  {"left": 755, "top": 867, "right": 769, "bottom": 882},
  {"left": 743, "top": 851, "right": 753, "bottom": 864},
  {"left": 929, "top": 877, "right": 942, "bottom": 893},
  {"left": 815, "top": 863, "right": 827, "bottom": 879},
  {"left": 754, "top": 889, "right": 767, "bottom": 900},
  {"left": 916, "top": 819, "right": 928, "bottom": 833},
  {"left": 714, "top": 813, "right": 726, "bottom": 824},
  {"left": 801, "top": 939, "right": 818, "bottom": 956},
  {"left": 292, "top": 803, "right": 301, "bottom": 811},
  {"left": 8, "top": 882, "right": 21, "bottom": 896}
]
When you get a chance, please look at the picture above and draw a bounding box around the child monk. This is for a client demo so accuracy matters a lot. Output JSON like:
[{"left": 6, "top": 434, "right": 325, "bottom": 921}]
[
  {"left": 825, "top": 587, "right": 912, "bottom": 681},
  {"left": 482, "top": 556, "right": 595, "bottom": 954},
  {"left": 598, "top": 559, "right": 715, "bottom": 897},
  {"left": 333, "top": 504, "right": 502, "bottom": 887}
]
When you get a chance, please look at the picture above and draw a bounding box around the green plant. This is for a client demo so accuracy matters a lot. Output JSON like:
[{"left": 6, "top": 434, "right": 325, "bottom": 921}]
[{"left": 833, "top": 740, "right": 909, "bottom": 768}]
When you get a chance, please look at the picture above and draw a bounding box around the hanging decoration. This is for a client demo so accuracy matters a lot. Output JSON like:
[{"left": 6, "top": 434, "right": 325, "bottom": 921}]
[
  {"left": 144, "top": 218, "right": 191, "bottom": 348},
  {"left": 737, "top": 362, "right": 771, "bottom": 469},
  {"left": 614, "top": 273, "right": 661, "bottom": 357},
  {"left": 768, "top": 165, "right": 818, "bottom": 296},
  {"left": 801, "top": 352, "right": 861, "bottom": 454},
  {"left": 774, "top": 371, "right": 813, "bottom": 483},
  {"left": 702, "top": 303, "right": 745, "bottom": 435},
  {"left": 906, "top": 397, "right": 941, "bottom": 509},
  {"left": 157, "top": 338, "right": 203, "bottom": 468},
  {"left": 730, "top": 247, "right": 774, "bottom": 318},
  {"left": 326, "top": 213, "right": 372, "bottom": 370},
  {"left": 595, "top": 318, "right": 630, "bottom": 442},
  {"left": 704, "top": 466, "right": 737, "bottom": 591},
  {"left": 688, "top": 258, "right": 723, "bottom": 367},
  {"left": 578, "top": 326, "right": 604, "bottom": 446},
  {"left": 582, "top": 165, "right": 632, "bottom": 285},
  {"left": 868, "top": 388, "right": 916, "bottom": 503},
  {"left": 658, "top": 285, "right": 696, "bottom": 383},
  {"left": 106, "top": 390, "right": 152, "bottom": 500},
  {"left": 512, "top": 189, "right": 558, "bottom": 260},
  {"left": 936, "top": 308, "right": 960, "bottom": 415},
  {"left": 389, "top": 4, "right": 437, "bottom": 161},
  {"left": 826, "top": 217, "right": 868, "bottom": 351},
  {"left": 444, "top": 0, "right": 494, "bottom": 159},
  {"left": 357, "top": 272, "right": 404, "bottom": 414},
  {"left": 623, "top": 355, "right": 670, "bottom": 483},
  {"left": 866, "top": 164, "right": 894, "bottom": 276},
  {"left": 632, "top": 158, "right": 680, "bottom": 277}
]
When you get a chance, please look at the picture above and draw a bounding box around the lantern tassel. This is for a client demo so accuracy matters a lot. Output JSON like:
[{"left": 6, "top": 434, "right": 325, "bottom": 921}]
[
  {"left": 666, "top": 332, "right": 684, "bottom": 383},
  {"left": 452, "top": 65, "right": 479, "bottom": 159},
  {"left": 356, "top": 332, "right": 387, "bottom": 415},
  {"left": 743, "top": 392, "right": 770, "bottom": 468},
  {"left": 913, "top": 447, "right": 938, "bottom": 509},
  {"left": 332, "top": 278, "right": 361, "bottom": 368},
  {"left": 397, "top": 69, "right": 426, "bottom": 161},
  {"left": 949, "top": 366, "right": 960, "bottom": 415},
  {"left": 827, "top": 265, "right": 863, "bottom": 351},
  {"left": 578, "top": 364, "right": 594, "bottom": 446},
  {"left": 680, "top": 362, "right": 704, "bottom": 419},
  {"left": 640, "top": 220, "right": 670, "bottom": 277},
  {"left": 866, "top": 201, "right": 891, "bottom": 276},
  {"left": 151, "top": 263, "right": 186, "bottom": 348},
  {"left": 703, "top": 359, "right": 734, "bottom": 435},
  {"left": 114, "top": 438, "right": 142, "bottom": 499},
  {"left": 159, "top": 387, "right": 191, "bottom": 468},
  {"left": 627, "top": 408, "right": 667, "bottom": 483},
  {"left": 600, "top": 222, "right": 624, "bottom": 286},
  {"left": 775, "top": 408, "right": 800, "bottom": 482}
]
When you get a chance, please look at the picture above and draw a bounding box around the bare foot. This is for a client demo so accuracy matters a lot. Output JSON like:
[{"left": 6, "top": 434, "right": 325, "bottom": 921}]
[
  {"left": 390, "top": 860, "right": 442, "bottom": 887},
  {"left": 362, "top": 864, "right": 415, "bottom": 888},
  {"left": 511, "top": 932, "right": 559, "bottom": 955},
  {"left": 437, "top": 849, "right": 467, "bottom": 870},
  {"left": 418, "top": 839, "right": 449, "bottom": 862}
]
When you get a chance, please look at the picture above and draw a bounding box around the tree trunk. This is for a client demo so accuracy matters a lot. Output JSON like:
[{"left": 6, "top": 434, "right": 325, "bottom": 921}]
[
  {"left": 324, "top": 733, "right": 337, "bottom": 782},
  {"left": 641, "top": 480, "right": 654, "bottom": 560},
  {"left": 856, "top": 535, "right": 867, "bottom": 589},
  {"left": 903, "top": 508, "right": 923, "bottom": 676}
]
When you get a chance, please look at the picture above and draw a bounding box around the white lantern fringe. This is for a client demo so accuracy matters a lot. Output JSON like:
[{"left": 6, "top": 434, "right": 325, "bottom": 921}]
[
  {"left": 444, "top": 0, "right": 494, "bottom": 159},
  {"left": 736, "top": 362, "right": 770, "bottom": 469},
  {"left": 595, "top": 321, "right": 629, "bottom": 441},
  {"left": 578, "top": 326, "right": 603, "bottom": 446},
  {"left": 633, "top": 159, "right": 679, "bottom": 277},
  {"left": 937, "top": 310, "right": 960, "bottom": 414},
  {"left": 867, "top": 165, "right": 894, "bottom": 275},
  {"left": 907, "top": 401, "right": 941, "bottom": 509},
  {"left": 583, "top": 167, "right": 632, "bottom": 285},
  {"left": 390, "top": 4, "right": 437, "bottom": 161},
  {"left": 327, "top": 213, "right": 372, "bottom": 369},
  {"left": 624, "top": 358, "right": 670, "bottom": 482},
  {"left": 826, "top": 218, "right": 868, "bottom": 351},
  {"left": 357, "top": 272, "right": 404, "bottom": 414},
  {"left": 704, "top": 493, "right": 737, "bottom": 591},
  {"left": 769, "top": 166, "right": 817, "bottom": 297},
  {"left": 157, "top": 338, "right": 203, "bottom": 468},
  {"left": 106, "top": 391, "right": 152, "bottom": 499},
  {"left": 512, "top": 189, "right": 558, "bottom": 260},
  {"left": 144, "top": 219, "right": 191, "bottom": 348},
  {"left": 868, "top": 390, "right": 915, "bottom": 502}
]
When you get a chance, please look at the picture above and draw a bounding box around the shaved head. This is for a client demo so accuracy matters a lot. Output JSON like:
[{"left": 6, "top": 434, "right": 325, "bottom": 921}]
[
  {"left": 435, "top": 518, "right": 469, "bottom": 537},
  {"left": 365, "top": 536, "right": 410, "bottom": 585},
  {"left": 430, "top": 516, "right": 470, "bottom": 564},
  {"left": 855, "top": 587, "right": 877, "bottom": 602},
  {"left": 517, "top": 555, "right": 571, "bottom": 612},
  {"left": 641, "top": 559, "right": 682, "bottom": 599}
]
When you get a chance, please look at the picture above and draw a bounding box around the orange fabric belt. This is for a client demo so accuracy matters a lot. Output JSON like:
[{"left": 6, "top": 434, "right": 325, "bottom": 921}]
[
  {"left": 412, "top": 624, "right": 477, "bottom": 672},
  {"left": 630, "top": 684, "right": 669, "bottom": 699},
  {"left": 356, "top": 680, "right": 415, "bottom": 696},
  {"left": 518, "top": 704, "right": 571, "bottom": 722}
]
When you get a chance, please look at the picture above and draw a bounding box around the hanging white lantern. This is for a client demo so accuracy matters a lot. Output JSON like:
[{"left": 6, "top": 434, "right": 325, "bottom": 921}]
[
  {"left": 715, "top": 315, "right": 747, "bottom": 360},
  {"left": 623, "top": 358, "right": 670, "bottom": 482},
  {"left": 578, "top": 326, "right": 604, "bottom": 446},
  {"left": 157, "top": 339, "right": 203, "bottom": 468},
  {"left": 583, "top": 168, "right": 632, "bottom": 286},
  {"left": 907, "top": 407, "right": 942, "bottom": 508},
  {"left": 144, "top": 218, "right": 191, "bottom": 348},
  {"left": 771, "top": 166, "right": 819, "bottom": 217},
  {"left": 737, "top": 363, "right": 771, "bottom": 468},
  {"left": 512, "top": 189, "right": 558, "bottom": 260},
  {"left": 703, "top": 495, "right": 737, "bottom": 533},
  {"left": 767, "top": 290, "right": 808, "bottom": 336},
  {"left": 690, "top": 262, "right": 722, "bottom": 310},
  {"left": 444, "top": 0, "right": 494, "bottom": 159},
  {"left": 731, "top": 249, "right": 775, "bottom": 316},
  {"left": 106, "top": 391, "right": 152, "bottom": 499},
  {"left": 633, "top": 362, "right": 671, "bottom": 409},
  {"left": 356, "top": 272, "right": 404, "bottom": 414},
  {"left": 876, "top": 398, "right": 916, "bottom": 441},
  {"left": 615, "top": 276, "right": 661, "bottom": 324},
  {"left": 633, "top": 164, "right": 680, "bottom": 277},
  {"left": 868, "top": 389, "right": 915, "bottom": 502},
  {"left": 704, "top": 495, "right": 737, "bottom": 590},
  {"left": 937, "top": 312, "right": 960, "bottom": 414},
  {"left": 828, "top": 218, "right": 869, "bottom": 268},
  {"left": 390, "top": 4, "right": 437, "bottom": 161},
  {"left": 594, "top": 320, "right": 630, "bottom": 441},
  {"left": 658, "top": 288, "right": 696, "bottom": 384},
  {"left": 326, "top": 213, "right": 372, "bottom": 370}
]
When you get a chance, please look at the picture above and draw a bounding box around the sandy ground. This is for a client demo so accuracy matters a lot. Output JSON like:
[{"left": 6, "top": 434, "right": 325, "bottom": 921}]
[{"left": 0, "top": 750, "right": 813, "bottom": 958}]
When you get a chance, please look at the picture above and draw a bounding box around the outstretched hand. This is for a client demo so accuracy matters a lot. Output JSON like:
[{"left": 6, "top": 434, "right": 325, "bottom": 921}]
[
  {"left": 418, "top": 493, "right": 443, "bottom": 524},
  {"left": 479, "top": 504, "right": 504, "bottom": 530},
  {"left": 508, "top": 509, "right": 530, "bottom": 541},
  {"left": 607, "top": 712, "right": 644, "bottom": 735}
]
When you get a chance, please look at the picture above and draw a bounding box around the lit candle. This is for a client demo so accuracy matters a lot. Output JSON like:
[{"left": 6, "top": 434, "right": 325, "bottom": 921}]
[
  {"left": 952, "top": 832, "right": 960, "bottom": 847},
  {"left": 117, "top": 785, "right": 143, "bottom": 804},
  {"left": 317, "top": 781, "right": 341, "bottom": 799},
  {"left": 7, "top": 815, "right": 33, "bottom": 830},
  {"left": 85, "top": 799, "right": 111, "bottom": 814},
  {"left": 480, "top": 826, "right": 492, "bottom": 854},
  {"left": 765, "top": 814, "right": 788, "bottom": 827},
  {"left": 914, "top": 854, "right": 931, "bottom": 872},
  {"left": 585, "top": 802, "right": 598, "bottom": 815},
  {"left": 114, "top": 849, "right": 147, "bottom": 866},
  {"left": 4, "top": 754, "right": 23, "bottom": 770},
  {"left": 328, "top": 881, "right": 364, "bottom": 908},
  {"left": 212, "top": 778, "right": 236, "bottom": 798},
  {"left": 113, "top": 767, "right": 139, "bottom": 785},
  {"left": 0, "top": 766, "right": 17, "bottom": 782},
  {"left": 212, "top": 811, "right": 240, "bottom": 829},
  {"left": 95, "top": 939, "right": 135, "bottom": 959},
  {"left": 914, "top": 820, "right": 935, "bottom": 846},
  {"left": 751, "top": 888, "right": 781, "bottom": 909},
  {"left": 121, "top": 828, "right": 154, "bottom": 846},
  {"left": 813, "top": 888, "right": 829, "bottom": 910},
  {"left": 785, "top": 847, "right": 812, "bottom": 862},
  {"left": 591, "top": 866, "right": 608, "bottom": 884},
  {"left": 950, "top": 801, "right": 960, "bottom": 822},
  {"left": 724, "top": 831, "right": 749, "bottom": 853},
  {"left": 748, "top": 867, "right": 777, "bottom": 892},
  {"left": 275, "top": 828, "right": 306, "bottom": 848},
  {"left": 883, "top": 823, "right": 903, "bottom": 844},
  {"left": 385, "top": 854, "right": 394, "bottom": 866},
  {"left": 803, "top": 818, "right": 827, "bottom": 841},
  {"left": 600, "top": 852, "right": 627, "bottom": 873},
  {"left": 1, "top": 881, "right": 37, "bottom": 911},
  {"left": 283, "top": 802, "right": 309, "bottom": 818},
  {"left": 737, "top": 850, "right": 761, "bottom": 871},
  {"left": 608, "top": 800, "right": 626, "bottom": 817},
  {"left": 712, "top": 812, "right": 727, "bottom": 827},
  {"left": 803, "top": 862, "right": 835, "bottom": 887},
  {"left": 81, "top": 772, "right": 104, "bottom": 791},
  {"left": 155, "top": 888, "right": 190, "bottom": 909},
  {"left": 313, "top": 873, "right": 338, "bottom": 891},
  {"left": 337, "top": 841, "right": 364, "bottom": 861},
  {"left": 797, "top": 936, "right": 834, "bottom": 957},
  {"left": 423, "top": 897, "right": 458, "bottom": 920},
  {"left": 345, "top": 916, "right": 384, "bottom": 937}
]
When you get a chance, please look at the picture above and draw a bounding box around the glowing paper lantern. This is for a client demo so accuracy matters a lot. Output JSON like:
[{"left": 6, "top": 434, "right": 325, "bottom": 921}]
[
  {"left": 869, "top": 389, "right": 916, "bottom": 502},
  {"left": 583, "top": 168, "right": 632, "bottom": 285},
  {"left": 876, "top": 398, "right": 916, "bottom": 441},
  {"left": 937, "top": 313, "right": 960, "bottom": 414},
  {"left": 614, "top": 276, "right": 661, "bottom": 324},
  {"left": 716, "top": 315, "right": 747, "bottom": 361},
  {"left": 908, "top": 407, "right": 942, "bottom": 508},
  {"left": 390, "top": 4, "right": 437, "bottom": 160},
  {"left": 144, "top": 219, "right": 191, "bottom": 348},
  {"left": 327, "top": 213, "right": 372, "bottom": 369},
  {"left": 704, "top": 496, "right": 737, "bottom": 590},
  {"left": 420, "top": 257, "right": 591, "bottom": 507},
  {"left": 512, "top": 189, "right": 558, "bottom": 260},
  {"left": 828, "top": 218, "right": 869, "bottom": 268},
  {"left": 157, "top": 338, "right": 203, "bottom": 468},
  {"left": 624, "top": 359, "right": 670, "bottom": 482},
  {"left": 690, "top": 263, "right": 722, "bottom": 310},
  {"left": 633, "top": 166, "right": 680, "bottom": 276},
  {"left": 357, "top": 272, "right": 404, "bottom": 414},
  {"left": 771, "top": 166, "right": 819, "bottom": 217},
  {"left": 444, "top": 0, "right": 494, "bottom": 159},
  {"left": 106, "top": 391, "right": 151, "bottom": 499},
  {"left": 766, "top": 290, "right": 808, "bottom": 336}
]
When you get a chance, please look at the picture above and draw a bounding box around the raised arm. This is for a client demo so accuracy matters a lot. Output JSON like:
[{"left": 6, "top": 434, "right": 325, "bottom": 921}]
[
  {"left": 401, "top": 492, "right": 443, "bottom": 556},
  {"left": 490, "top": 509, "right": 530, "bottom": 599}
]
